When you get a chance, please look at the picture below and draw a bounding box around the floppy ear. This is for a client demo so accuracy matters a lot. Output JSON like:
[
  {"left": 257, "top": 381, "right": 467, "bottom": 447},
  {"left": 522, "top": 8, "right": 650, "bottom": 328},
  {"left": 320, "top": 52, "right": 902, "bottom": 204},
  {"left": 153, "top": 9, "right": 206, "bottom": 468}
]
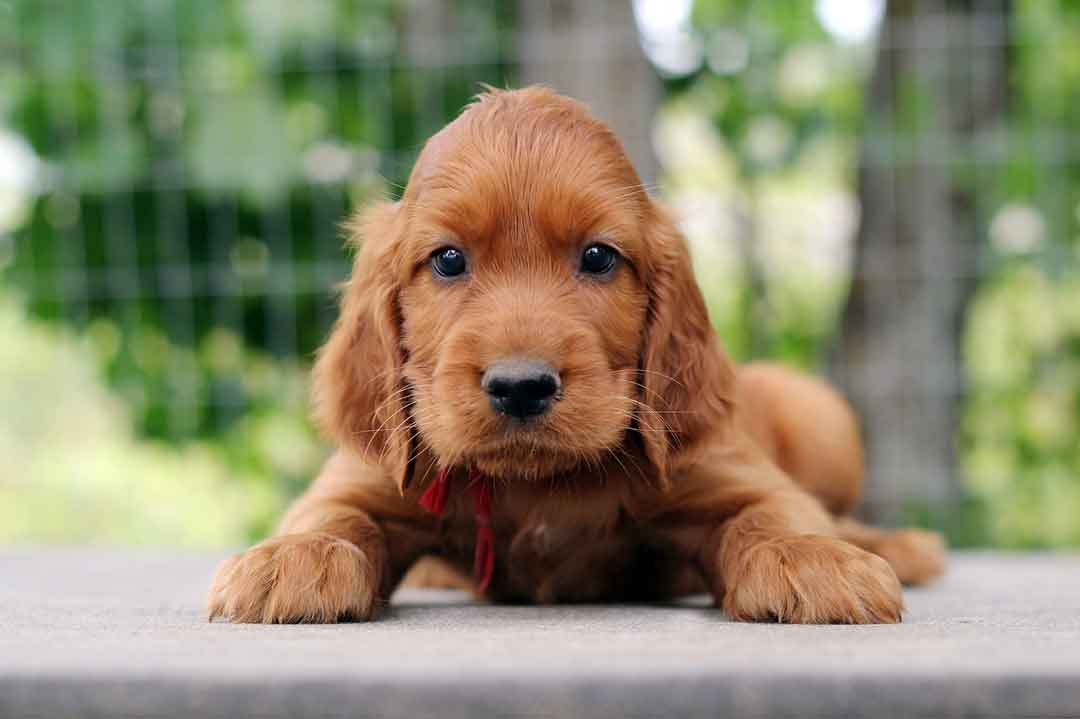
[
  {"left": 311, "top": 201, "right": 415, "bottom": 492},
  {"left": 637, "top": 203, "right": 735, "bottom": 488}
]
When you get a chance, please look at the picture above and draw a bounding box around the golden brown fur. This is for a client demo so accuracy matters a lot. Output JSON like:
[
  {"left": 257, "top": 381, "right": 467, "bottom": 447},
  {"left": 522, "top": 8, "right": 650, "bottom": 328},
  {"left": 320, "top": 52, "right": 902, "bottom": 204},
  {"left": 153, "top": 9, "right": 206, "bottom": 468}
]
[{"left": 208, "top": 87, "right": 944, "bottom": 625}]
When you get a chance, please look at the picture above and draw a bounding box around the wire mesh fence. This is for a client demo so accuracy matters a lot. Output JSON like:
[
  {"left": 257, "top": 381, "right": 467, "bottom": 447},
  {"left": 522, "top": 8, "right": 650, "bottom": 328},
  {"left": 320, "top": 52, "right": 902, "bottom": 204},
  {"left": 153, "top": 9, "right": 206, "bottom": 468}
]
[
  {"left": 5, "top": 0, "right": 519, "bottom": 439},
  {"left": 2, "top": 0, "right": 1078, "bottom": 546}
]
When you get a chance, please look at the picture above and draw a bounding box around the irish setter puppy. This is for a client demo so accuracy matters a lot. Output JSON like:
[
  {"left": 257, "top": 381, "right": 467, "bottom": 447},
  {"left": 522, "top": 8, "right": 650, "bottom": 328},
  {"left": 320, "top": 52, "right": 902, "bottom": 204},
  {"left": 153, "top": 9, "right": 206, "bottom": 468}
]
[{"left": 208, "top": 86, "right": 944, "bottom": 624}]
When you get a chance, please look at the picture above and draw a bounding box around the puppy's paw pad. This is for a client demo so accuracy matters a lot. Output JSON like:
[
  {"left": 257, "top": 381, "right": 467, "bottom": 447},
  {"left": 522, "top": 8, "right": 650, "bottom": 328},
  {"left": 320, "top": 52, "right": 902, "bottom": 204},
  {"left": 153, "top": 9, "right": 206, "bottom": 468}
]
[
  {"left": 723, "top": 535, "right": 903, "bottom": 624},
  {"left": 207, "top": 533, "right": 379, "bottom": 624}
]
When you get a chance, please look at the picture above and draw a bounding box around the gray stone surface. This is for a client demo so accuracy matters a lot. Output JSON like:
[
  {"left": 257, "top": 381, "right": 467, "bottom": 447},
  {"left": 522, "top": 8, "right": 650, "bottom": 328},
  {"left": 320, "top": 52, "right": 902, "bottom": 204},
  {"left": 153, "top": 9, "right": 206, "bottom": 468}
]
[{"left": 1, "top": 549, "right": 1079, "bottom": 718}]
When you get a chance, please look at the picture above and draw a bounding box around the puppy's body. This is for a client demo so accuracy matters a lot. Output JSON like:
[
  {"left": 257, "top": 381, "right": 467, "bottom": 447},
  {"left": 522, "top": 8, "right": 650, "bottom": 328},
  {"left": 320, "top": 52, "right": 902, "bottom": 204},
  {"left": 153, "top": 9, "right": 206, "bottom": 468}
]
[{"left": 208, "top": 87, "right": 944, "bottom": 625}]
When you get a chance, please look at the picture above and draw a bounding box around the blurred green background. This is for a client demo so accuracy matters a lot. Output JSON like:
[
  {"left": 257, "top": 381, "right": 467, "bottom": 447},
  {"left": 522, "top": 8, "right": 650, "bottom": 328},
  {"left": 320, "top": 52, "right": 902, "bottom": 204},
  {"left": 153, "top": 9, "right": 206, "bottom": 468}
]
[{"left": 1, "top": 0, "right": 1077, "bottom": 548}]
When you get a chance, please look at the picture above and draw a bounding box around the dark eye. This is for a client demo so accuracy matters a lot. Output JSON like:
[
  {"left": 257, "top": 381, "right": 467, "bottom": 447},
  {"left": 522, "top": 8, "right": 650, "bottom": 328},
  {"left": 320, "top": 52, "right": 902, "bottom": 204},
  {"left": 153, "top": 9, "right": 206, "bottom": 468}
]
[
  {"left": 580, "top": 243, "right": 619, "bottom": 275},
  {"left": 431, "top": 247, "right": 467, "bottom": 278}
]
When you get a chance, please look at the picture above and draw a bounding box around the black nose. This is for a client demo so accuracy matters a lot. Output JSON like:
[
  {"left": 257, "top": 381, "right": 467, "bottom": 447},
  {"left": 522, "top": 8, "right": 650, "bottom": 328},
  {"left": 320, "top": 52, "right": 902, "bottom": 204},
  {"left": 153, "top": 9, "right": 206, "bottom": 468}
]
[{"left": 482, "top": 359, "right": 560, "bottom": 419}]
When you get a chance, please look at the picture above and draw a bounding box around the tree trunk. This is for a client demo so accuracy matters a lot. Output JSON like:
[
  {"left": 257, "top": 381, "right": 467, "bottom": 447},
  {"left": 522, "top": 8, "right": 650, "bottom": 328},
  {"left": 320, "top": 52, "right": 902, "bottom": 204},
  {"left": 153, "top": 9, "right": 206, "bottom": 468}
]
[
  {"left": 516, "top": 0, "right": 659, "bottom": 186},
  {"left": 833, "top": 0, "right": 1010, "bottom": 524}
]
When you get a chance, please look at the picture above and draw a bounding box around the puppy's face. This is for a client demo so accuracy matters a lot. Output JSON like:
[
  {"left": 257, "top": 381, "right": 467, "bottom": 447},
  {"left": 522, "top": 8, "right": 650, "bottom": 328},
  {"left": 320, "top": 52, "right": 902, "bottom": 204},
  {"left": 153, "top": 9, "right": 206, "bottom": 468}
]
[
  {"left": 397, "top": 100, "right": 650, "bottom": 479},
  {"left": 314, "top": 88, "right": 731, "bottom": 490}
]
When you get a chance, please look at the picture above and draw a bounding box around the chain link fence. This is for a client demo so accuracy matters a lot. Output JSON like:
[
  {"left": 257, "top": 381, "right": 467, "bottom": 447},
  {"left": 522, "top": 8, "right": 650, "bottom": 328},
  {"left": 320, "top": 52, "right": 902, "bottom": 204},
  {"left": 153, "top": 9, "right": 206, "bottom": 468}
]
[{"left": 2, "top": 0, "right": 1078, "bottom": 546}]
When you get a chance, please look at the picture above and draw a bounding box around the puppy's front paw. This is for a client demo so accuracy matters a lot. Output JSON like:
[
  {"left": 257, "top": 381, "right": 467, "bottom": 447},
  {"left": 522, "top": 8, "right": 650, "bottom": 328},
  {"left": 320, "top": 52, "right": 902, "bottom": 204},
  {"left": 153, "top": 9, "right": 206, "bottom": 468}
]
[
  {"left": 207, "top": 532, "right": 381, "bottom": 623},
  {"left": 721, "top": 535, "right": 903, "bottom": 624}
]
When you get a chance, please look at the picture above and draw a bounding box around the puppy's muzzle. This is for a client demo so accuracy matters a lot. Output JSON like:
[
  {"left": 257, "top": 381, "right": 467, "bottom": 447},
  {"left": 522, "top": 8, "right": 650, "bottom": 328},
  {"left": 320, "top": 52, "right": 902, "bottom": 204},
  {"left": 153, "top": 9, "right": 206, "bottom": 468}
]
[{"left": 482, "top": 358, "right": 560, "bottom": 419}]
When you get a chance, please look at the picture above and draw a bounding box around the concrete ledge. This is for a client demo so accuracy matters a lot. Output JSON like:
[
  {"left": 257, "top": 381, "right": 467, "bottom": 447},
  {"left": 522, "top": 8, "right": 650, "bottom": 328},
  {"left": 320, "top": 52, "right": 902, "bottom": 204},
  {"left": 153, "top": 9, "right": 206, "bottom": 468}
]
[{"left": 1, "top": 550, "right": 1079, "bottom": 718}]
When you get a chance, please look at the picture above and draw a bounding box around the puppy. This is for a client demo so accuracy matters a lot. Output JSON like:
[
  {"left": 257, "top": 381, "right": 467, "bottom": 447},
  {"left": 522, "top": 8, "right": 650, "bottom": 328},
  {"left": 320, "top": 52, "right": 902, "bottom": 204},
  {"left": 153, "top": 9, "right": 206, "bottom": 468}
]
[{"left": 208, "top": 86, "right": 945, "bottom": 624}]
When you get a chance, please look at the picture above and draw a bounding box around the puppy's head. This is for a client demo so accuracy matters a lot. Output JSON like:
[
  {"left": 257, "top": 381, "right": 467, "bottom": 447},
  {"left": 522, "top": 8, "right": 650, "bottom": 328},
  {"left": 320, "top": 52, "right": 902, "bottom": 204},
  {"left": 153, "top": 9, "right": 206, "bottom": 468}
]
[{"left": 314, "top": 87, "right": 732, "bottom": 490}]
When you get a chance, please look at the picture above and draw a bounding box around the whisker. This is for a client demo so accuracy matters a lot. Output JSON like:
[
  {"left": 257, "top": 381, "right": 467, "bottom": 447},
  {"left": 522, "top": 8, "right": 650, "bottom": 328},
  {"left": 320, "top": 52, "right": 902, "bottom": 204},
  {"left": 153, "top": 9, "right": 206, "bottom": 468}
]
[{"left": 636, "top": 368, "right": 687, "bottom": 389}]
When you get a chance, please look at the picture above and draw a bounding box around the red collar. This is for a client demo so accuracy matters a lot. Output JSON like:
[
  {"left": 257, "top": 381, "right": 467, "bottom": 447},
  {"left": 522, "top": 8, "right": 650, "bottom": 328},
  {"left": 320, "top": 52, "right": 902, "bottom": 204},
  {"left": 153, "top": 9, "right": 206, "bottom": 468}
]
[{"left": 418, "top": 465, "right": 495, "bottom": 593}]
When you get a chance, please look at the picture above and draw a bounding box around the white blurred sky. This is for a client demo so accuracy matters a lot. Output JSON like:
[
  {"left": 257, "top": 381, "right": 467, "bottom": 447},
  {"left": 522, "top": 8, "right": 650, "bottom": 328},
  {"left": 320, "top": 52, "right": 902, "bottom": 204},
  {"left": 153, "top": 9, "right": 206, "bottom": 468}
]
[{"left": 634, "top": 0, "right": 884, "bottom": 77}]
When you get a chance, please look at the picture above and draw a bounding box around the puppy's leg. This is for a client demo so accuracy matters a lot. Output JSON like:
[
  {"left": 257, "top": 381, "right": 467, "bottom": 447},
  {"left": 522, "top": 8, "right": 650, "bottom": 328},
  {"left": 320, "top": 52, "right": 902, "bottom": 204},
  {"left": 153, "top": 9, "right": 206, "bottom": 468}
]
[
  {"left": 401, "top": 556, "right": 474, "bottom": 591},
  {"left": 206, "top": 519, "right": 384, "bottom": 624},
  {"left": 703, "top": 489, "right": 902, "bottom": 623},
  {"left": 835, "top": 517, "right": 946, "bottom": 586},
  {"left": 655, "top": 445, "right": 904, "bottom": 624},
  {"left": 735, "top": 365, "right": 944, "bottom": 588},
  {"left": 208, "top": 453, "right": 436, "bottom": 623}
]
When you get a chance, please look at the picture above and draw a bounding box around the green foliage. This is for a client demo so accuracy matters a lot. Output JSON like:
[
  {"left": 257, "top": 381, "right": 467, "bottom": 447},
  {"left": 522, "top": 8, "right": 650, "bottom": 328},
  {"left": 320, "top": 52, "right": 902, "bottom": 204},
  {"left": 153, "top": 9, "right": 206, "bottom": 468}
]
[
  {"left": 668, "top": 0, "right": 1080, "bottom": 547},
  {"left": 689, "top": 0, "right": 863, "bottom": 179},
  {"left": 0, "top": 291, "right": 303, "bottom": 546},
  {"left": 3, "top": 0, "right": 1080, "bottom": 549},
  {"left": 963, "top": 267, "right": 1080, "bottom": 547},
  {"left": 3, "top": 0, "right": 517, "bottom": 444},
  {"left": 955, "top": 0, "right": 1080, "bottom": 547},
  {"left": 1, "top": 0, "right": 516, "bottom": 545},
  {"left": 661, "top": 0, "right": 867, "bottom": 366}
]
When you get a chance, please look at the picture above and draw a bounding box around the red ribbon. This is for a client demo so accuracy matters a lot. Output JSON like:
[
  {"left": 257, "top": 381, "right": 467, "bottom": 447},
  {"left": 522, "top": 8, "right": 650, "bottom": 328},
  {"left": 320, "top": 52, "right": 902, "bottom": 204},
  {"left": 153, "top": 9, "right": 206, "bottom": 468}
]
[
  {"left": 417, "top": 465, "right": 496, "bottom": 593},
  {"left": 418, "top": 466, "right": 451, "bottom": 515},
  {"left": 470, "top": 466, "right": 495, "bottom": 592}
]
